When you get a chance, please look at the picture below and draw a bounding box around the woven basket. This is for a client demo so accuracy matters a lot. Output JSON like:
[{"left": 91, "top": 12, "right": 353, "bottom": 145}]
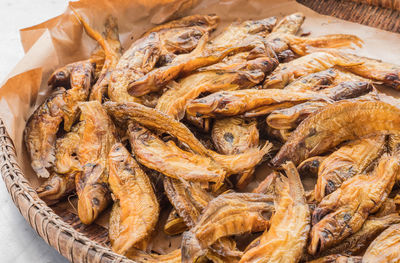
[{"left": 1, "top": 0, "right": 399, "bottom": 262}]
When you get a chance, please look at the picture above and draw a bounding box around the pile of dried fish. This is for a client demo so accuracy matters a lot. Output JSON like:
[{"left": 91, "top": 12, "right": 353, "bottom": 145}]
[{"left": 25, "top": 11, "right": 400, "bottom": 262}]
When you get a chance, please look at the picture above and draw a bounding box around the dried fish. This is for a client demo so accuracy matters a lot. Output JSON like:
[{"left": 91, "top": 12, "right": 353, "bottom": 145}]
[
  {"left": 315, "top": 135, "right": 386, "bottom": 202},
  {"left": 272, "top": 13, "right": 305, "bottom": 34},
  {"left": 337, "top": 52, "right": 400, "bottom": 89},
  {"left": 181, "top": 193, "right": 273, "bottom": 262},
  {"left": 309, "top": 154, "right": 399, "bottom": 255},
  {"left": 108, "top": 14, "right": 219, "bottom": 103},
  {"left": 36, "top": 172, "right": 77, "bottom": 204},
  {"left": 267, "top": 32, "right": 362, "bottom": 56},
  {"left": 212, "top": 117, "right": 259, "bottom": 188},
  {"left": 263, "top": 52, "right": 361, "bottom": 89},
  {"left": 104, "top": 101, "right": 211, "bottom": 156},
  {"left": 128, "top": 17, "right": 277, "bottom": 96},
  {"left": 36, "top": 124, "right": 83, "bottom": 203},
  {"left": 75, "top": 101, "right": 117, "bottom": 224},
  {"left": 267, "top": 101, "right": 329, "bottom": 130},
  {"left": 128, "top": 123, "right": 226, "bottom": 184},
  {"left": 164, "top": 178, "right": 243, "bottom": 261},
  {"left": 212, "top": 118, "right": 259, "bottom": 154},
  {"left": 308, "top": 255, "right": 362, "bottom": 263},
  {"left": 363, "top": 223, "right": 400, "bottom": 262},
  {"left": 86, "top": 16, "right": 123, "bottom": 102},
  {"left": 267, "top": 81, "right": 372, "bottom": 131},
  {"left": 48, "top": 60, "right": 95, "bottom": 130},
  {"left": 186, "top": 89, "right": 325, "bottom": 118},
  {"left": 272, "top": 101, "right": 400, "bottom": 167},
  {"left": 283, "top": 68, "right": 338, "bottom": 93},
  {"left": 24, "top": 89, "right": 66, "bottom": 178},
  {"left": 239, "top": 162, "right": 310, "bottom": 263},
  {"left": 108, "top": 143, "right": 159, "bottom": 254},
  {"left": 325, "top": 81, "right": 372, "bottom": 101},
  {"left": 106, "top": 101, "right": 272, "bottom": 175},
  {"left": 53, "top": 124, "right": 82, "bottom": 174},
  {"left": 164, "top": 177, "right": 212, "bottom": 228},
  {"left": 156, "top": 65, "right": 271, "bottom": 120},
  {"left": 320, "top": 214, "right": 400, "bottom": 257}
]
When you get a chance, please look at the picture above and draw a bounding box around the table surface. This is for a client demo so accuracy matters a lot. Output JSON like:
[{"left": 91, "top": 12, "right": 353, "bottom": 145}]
[{"left": 0, "top": 1, "right": 69, "bottom": 262}]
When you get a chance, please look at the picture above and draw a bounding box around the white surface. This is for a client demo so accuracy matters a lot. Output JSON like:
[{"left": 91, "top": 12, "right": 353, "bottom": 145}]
[{"left": 0, "top": 0, "right": 69, "bottom": 262}]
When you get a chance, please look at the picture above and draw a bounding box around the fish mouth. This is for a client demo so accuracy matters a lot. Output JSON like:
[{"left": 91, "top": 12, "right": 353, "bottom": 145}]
[
  {"left": 186, "top": 98, "right": 219, "bottom": 117},
  {"left": 37, "top": 176, "right": 62, "bottom": 198},
  {"left": 78, "top": 185, "right": 110, "bottom": 225}
]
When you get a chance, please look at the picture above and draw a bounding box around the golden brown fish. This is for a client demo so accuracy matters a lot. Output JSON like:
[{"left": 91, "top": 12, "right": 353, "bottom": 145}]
[
  {"left": 283, "top": 68, "right": 338, "bottom": 93},
  {"left": 289, "top": 34, "right": 363, "bottom": 56},
  {"left": 267, "top": 81, "right": 372, "bottom": 130},
  {"left": 267, "top": 101, "right": 329, "bottom": 130},
  {"left": 70, "top": 9, "right": 123, "bottom": 102},
  {"left": 105, "top": 101, "right": 272, "bottom": 175},
  {"left": 36, "top": 124, "right": 83, "bottom": 203},
  {"left": 212, "top": 117, "right": 259, "bottom": 188},
  {"left": 186, "top": 89, "right": 326, "bottom": 118},
  {"left": 212, "top": 117, "right": 259, "bottom": 155},
  {"left": 272, "top": 13, "right": 305, "bottom": 34},
  {"left": 315, "top": 135, "right": 386, "bottom": 202},
  {"left": 36, "top": 172, "right": 77, "bottom": 204},
  {"left": 268, "top": 13, "right": 304, "bottom": 61},
  {"left": 156, "top": 68, "right": 268, "bottom": 120},
  {"left": 48, "top": 60, "right": 95, "bottom": 131},
  {"left": 336, "top": 52, "right": 400, "bottom": 89},
  {"left": 267, "top": 32, "right": 362, "bottom": 56},
  {"left": 309, "top": 154, "right": 399, "bottom": 255},
  {"left": 108, "top": 143, "right": 159, "bottom": 254},
  {"left": 239, "top": 162, "right": 310, "bottom": 263},
  {"left": 104, "top": 101, "right": 211, "bottom": 156},
  {"left": 209, "top": 141, "right": 272, "bottom": 176},
  {"left": 181, "top": 193, "right": 274, "bottom": 262},
  {"left": 199, "top": 52, "right": 278, "bottom": 72},
  {"left": 164, "top": 177, "right": 212, "bottom": 228},
  {"left": 308, "top": 255, "right": 362, "bottom": 263},
  {"left": 128, "top": 123, "right": 226, "bottom": 184},
  {"left": 164, "top": 177, "right": 242, "bottom": 261},
  {"left": 320, "top": 214, "right": 400, "bottom": 257},
  {"left": 108, "top": 14, "right": 219, "bottom": 103},
  {"left": 263, "top": 52, "right": 361, "bottom": 89},
  {"left": 363, "top": 223, "right": 400, "bottom": 262},
  {"left": 324, "top": 81, "right": 372, "bottom": 101},
  {"left": 53, "top": 124, "right": 82, "bottom": 174},
  {"left": 75, "top": 101, "right": 117, "bottom": 224},
  {"left": 271, "top": 101, "right": 400, "bottom": 167},
  {"left": 128, "top": 17, "right": 278, "bottom": 96},
  {"left": 24, "top": 89, "right": 66, "bottom": 178},
  {"left": 86, "top": 16, "right": 122, "bottom": 102}
]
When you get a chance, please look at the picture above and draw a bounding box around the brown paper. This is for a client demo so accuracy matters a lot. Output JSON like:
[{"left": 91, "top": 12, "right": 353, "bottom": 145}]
[{"left": 2, "top": 0, "right": 400, "bottom": 254}]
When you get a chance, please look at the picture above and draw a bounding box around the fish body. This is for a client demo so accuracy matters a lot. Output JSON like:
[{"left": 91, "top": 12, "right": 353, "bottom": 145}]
[{"left": 108, "top": 143, "right": 159, "bottom": 254}]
